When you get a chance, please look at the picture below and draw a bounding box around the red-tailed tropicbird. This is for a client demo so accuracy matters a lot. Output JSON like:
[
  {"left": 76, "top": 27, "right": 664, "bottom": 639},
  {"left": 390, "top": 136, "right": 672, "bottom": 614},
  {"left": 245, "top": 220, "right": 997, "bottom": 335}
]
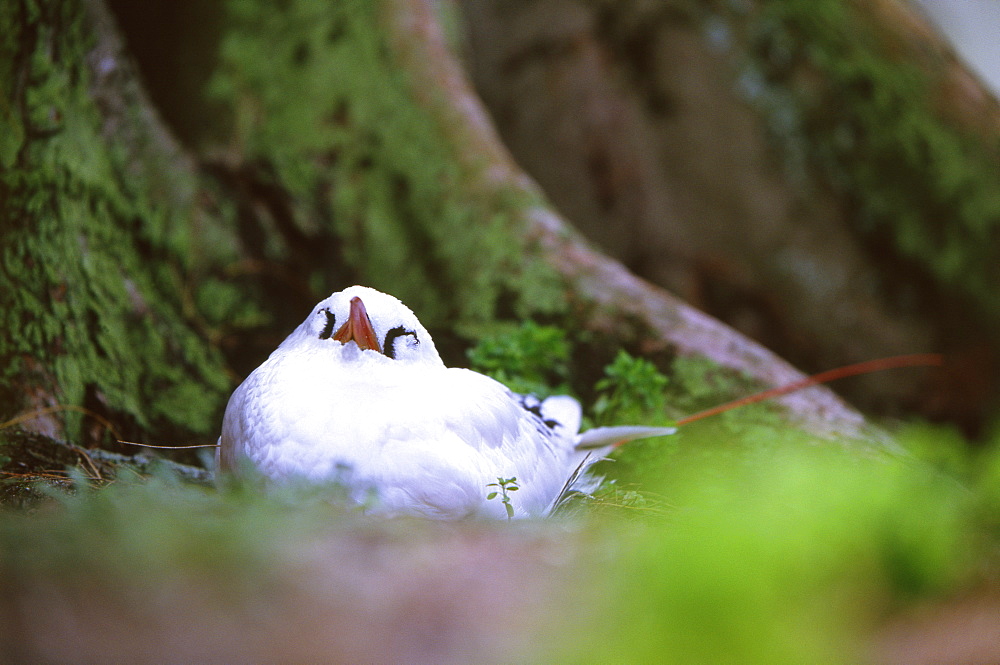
[{"left": 218, "top": 286, "right": 675, "bottom": 519}]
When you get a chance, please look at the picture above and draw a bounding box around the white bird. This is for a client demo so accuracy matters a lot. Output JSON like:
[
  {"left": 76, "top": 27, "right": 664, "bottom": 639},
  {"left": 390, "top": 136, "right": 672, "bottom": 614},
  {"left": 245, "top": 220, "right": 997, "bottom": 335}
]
[{"left": 218, "top": 285, "right": 675, "bottom": 519}]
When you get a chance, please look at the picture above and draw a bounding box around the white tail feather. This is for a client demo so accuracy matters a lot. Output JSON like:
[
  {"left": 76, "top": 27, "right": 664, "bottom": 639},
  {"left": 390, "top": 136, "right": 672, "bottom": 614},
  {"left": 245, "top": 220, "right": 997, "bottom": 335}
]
[{"left": 575, "top": 425, "right": 677, "bottom": 451}]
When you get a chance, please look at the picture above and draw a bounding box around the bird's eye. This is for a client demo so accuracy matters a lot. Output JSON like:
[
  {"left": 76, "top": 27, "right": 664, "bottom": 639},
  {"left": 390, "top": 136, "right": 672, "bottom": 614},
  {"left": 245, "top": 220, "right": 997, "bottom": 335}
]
[
  {"left": 318, "top": 309, "right": 336, "bottom": 340},
  {"left": 383, "top": 326, "right": 418, "bottom": 359}
]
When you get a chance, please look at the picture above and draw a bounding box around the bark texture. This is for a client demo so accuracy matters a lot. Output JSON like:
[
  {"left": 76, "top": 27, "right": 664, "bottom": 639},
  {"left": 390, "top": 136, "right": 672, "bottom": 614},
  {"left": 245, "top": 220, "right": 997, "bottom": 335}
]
[
  {"left": 462, "top": 0, "right": 1000, "bottom": 431},
  {"left": 0, "top": 0, "right": 231, "bottom": 445},
  {"left": 0, "top": 0, "right": 887, "bottom": 458}
]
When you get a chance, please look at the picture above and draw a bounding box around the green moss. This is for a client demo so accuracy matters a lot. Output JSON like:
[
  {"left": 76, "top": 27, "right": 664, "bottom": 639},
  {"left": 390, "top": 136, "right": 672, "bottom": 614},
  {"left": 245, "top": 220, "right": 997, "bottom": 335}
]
[
  {"left": 0, "top": 469, "right": 353, "bottom": 594},
  {"left": 4, "top": 413, "right": 992, "bottom": 664},
  {"left": 560, "top": 435, "right": 976, "bottom": 664},
  {"left": 209, "top": 0, "right": 565, "bottom": 334},
  {"left": 0, "top": 0, "right": 231, "bottom": 438},
  {"left": 592, "top": 350, "right": 669, "bottom": 425},
  {"left": 594, "top": 351, "right": 857, "bottom": 490},
  {"left": 467, "top": 321, "right": 572, "bottom": 397},
  {"left": 727, "top": 0, "right": 1000, "bottom": 326},
  {"left": 0, "top": 6, "right": 24, "bottom": 170}
]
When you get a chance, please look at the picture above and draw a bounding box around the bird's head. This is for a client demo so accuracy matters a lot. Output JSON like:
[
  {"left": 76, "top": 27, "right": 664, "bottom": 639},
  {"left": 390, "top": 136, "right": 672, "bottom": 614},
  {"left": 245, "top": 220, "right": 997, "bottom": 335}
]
[{"left": 283, "top": 285, "right": 443, "bottom": 367}]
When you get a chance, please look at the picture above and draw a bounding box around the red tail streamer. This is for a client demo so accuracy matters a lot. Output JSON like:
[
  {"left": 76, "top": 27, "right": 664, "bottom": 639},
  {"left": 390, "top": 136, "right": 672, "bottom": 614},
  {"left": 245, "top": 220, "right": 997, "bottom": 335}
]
[{"left": 676, "top": 353, "right": 943, "bottom": 427}]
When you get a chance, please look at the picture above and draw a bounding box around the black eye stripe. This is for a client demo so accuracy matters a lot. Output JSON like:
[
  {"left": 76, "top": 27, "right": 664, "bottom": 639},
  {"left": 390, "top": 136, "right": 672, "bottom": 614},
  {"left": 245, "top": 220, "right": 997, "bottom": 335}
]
[
  {"left": 383, "top": 326, "right": 417, "bottom": 359},
  {"left": 318, "top": 309, "right": 336, "bottom": 339}
]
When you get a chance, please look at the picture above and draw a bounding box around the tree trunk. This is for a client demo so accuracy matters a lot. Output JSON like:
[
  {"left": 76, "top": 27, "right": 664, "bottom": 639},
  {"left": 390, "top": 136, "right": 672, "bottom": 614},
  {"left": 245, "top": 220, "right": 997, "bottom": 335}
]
[
  {"left": 0, "top": 0, "right": 231, "bottom": 446},
  {"left": 461, "top": 0, "right": 1000, "bottom": 433},
  {"left": 10, "top": 0, "right": 980, "bottom": 469}
]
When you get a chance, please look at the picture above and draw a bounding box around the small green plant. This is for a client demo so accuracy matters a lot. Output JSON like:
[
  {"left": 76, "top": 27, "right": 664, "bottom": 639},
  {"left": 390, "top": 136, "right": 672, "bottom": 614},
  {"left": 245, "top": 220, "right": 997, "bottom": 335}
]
[
  {"left": 486, "top": 476, "right": 520, "bottom": 520},
  {"left": 467, "top": 321, "right": 571, "bottom": 397},
  {"left": 592, "top": 350, "right": 669, "bottom": 424}
]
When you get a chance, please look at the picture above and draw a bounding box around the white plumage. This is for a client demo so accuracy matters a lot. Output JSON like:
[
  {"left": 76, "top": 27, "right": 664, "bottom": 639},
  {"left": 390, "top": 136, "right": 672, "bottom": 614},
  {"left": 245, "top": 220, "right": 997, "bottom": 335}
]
[{"left": 218, "top": 285, "right": 674, "bottom": 519}]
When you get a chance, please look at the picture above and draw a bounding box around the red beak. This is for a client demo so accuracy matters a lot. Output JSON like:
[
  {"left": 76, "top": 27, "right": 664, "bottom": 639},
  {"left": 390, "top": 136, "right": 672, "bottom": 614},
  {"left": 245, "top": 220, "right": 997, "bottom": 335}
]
[{"left": 333, "top": 296, "right": 382, "bottom": 353}]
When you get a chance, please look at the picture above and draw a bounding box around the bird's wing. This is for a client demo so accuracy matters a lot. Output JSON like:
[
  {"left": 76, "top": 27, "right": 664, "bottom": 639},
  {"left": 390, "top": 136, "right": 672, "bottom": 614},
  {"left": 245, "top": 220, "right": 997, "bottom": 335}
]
[{"left": 426, "top": 369, "right": 585, "bottom": 515}]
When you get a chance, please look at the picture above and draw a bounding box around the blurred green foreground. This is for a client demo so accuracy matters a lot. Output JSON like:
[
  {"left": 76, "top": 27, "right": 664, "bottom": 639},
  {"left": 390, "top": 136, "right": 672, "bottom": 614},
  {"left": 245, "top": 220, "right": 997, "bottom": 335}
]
[{"left": 2, "top": 412, "right": 998, "bottom": 663}]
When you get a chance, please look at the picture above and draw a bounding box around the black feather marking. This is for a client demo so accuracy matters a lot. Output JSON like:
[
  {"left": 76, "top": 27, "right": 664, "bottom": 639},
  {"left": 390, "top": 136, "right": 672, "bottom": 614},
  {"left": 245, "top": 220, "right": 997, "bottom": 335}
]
[
  {"left": 383, "top": 325, "right": 417, "bottom": 359},
  {"left": 318, "top": 308, "right": 336, "bottom": 340},
  {"left": 516, "top": 393, "right": 560, "bottom": 434}
]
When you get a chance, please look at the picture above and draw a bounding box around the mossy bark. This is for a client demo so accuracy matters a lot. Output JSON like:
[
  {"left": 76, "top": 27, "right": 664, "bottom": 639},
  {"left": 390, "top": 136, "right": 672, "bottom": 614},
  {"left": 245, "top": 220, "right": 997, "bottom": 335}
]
[
  {"left": 462, "top": 0, "right": 1000, "bottom": 430},
  {"left": 2, "top": 0, "right": 884, "bottom": 471},
  {"left": 0, "top": 0, "right": 231, "bottom": 445},
  {"left": 209, "top": 0, "right": 869, "bottom": 436}
]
